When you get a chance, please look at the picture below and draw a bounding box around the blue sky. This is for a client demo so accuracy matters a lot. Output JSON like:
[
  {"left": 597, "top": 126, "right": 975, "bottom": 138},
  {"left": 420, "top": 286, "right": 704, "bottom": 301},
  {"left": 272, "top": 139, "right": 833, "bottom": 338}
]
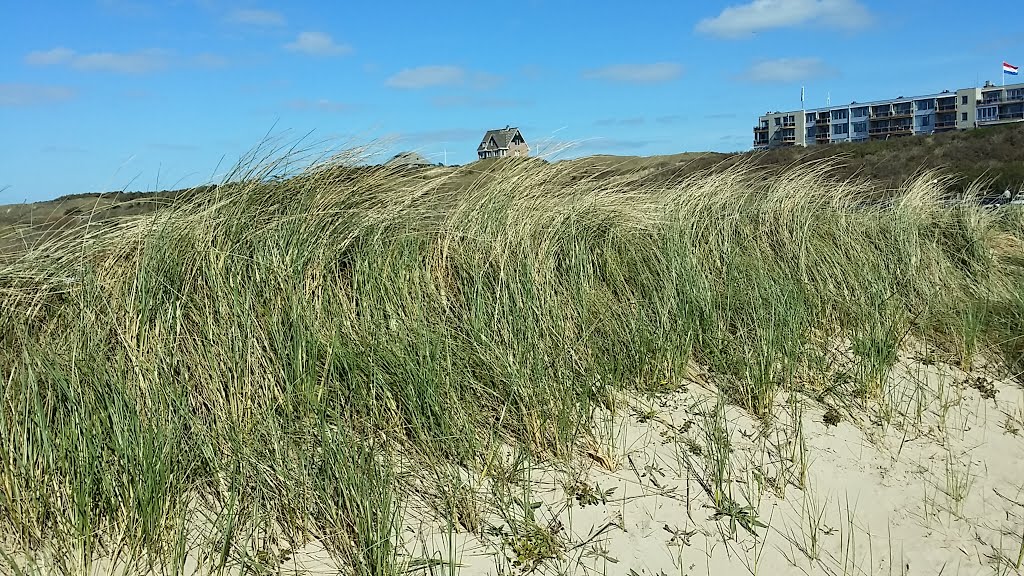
[{"left": 1, "top": 0, "right": 1022, "bottom": 202}]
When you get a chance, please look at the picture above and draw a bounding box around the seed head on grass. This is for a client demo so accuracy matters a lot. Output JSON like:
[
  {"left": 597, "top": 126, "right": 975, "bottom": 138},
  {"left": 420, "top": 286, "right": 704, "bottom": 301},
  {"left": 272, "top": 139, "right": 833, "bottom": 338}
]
[{"left": 0, "top": 140, "right": 1022, "bottom": 573}]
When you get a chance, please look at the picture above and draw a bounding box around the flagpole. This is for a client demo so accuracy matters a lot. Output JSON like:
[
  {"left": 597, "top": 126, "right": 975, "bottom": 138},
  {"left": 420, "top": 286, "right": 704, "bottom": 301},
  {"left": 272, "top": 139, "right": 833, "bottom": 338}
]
[{"left": 801, "top": 85, "right": 806, "bottom": 147}]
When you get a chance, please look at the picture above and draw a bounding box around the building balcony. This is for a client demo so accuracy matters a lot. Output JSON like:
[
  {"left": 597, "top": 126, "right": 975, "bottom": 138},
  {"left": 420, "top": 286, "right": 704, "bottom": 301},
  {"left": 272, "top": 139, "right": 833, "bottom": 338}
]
[
  {"left": 872, "top": 111, "right": 912, "bottom": 119},
  {"left": 936, "top": 104, "right": 957, "bottom": 112},
  {"left": 982, "top": 96, "right": 1024, "bottom": 105},
  {"left": 978, "top": 113, "right": 1024, "bottom": 125},
  {"left": 869, "top": 125, "right": 913, "bottom": 136},
  {"left": 782, "top": 121, "right": 796, "bottom": 128},
  {"left": 754, "top": 126, "right": 769, "bottom": 133},
  {"left": 934, "top": 120, "right": 958, "bottom": 129},
  {"left": 781, "top": 135, "right": 798, "bottom": 144}
]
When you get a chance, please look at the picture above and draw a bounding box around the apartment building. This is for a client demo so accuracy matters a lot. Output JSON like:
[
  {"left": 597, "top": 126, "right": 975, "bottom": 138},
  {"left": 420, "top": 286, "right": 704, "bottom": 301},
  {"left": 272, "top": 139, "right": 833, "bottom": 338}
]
[{"left": 753, "top": 81, "right": 1024, "bottom": 150}]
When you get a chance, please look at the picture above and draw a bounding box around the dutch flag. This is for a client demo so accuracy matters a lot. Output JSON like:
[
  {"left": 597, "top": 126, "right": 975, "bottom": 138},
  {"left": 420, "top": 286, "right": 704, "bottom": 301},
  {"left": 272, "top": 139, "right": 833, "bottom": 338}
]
[{"left": 1004, "top": 61, "right": 1019, "bottom": 75}]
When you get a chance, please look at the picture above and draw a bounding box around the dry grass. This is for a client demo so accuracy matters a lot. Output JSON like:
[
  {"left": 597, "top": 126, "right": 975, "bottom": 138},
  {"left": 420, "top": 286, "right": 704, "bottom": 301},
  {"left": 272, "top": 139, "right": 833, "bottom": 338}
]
[{"left": 0, "top": 143, "right": 1022, "bottom": 574}]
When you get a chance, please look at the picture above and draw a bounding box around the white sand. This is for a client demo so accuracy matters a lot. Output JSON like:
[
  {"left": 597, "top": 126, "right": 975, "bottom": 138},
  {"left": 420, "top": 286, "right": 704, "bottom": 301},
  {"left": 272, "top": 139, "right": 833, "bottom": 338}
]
[
  {"left": 16, "top": 350, "right": 1023, "bottom": 576},
  {"left": 390, "top": 351, "right": 1024, "bottom": 576}
]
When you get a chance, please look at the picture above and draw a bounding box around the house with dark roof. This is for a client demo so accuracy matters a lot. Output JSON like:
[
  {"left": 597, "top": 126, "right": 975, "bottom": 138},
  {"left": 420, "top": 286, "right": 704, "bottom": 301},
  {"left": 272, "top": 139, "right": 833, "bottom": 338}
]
[
  {"left": 477, "top": 126, "right": 529, "bottom": 160},
  {"left": 384, "top": 151, "right": 434, "bottom": 169}
]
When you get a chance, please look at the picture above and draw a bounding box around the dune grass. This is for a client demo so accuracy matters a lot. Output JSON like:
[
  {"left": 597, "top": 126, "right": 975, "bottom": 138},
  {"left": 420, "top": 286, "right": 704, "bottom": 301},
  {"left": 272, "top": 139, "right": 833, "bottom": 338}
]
[{"left": 0, "top": 146, "right": 1022, "bottom": 574}]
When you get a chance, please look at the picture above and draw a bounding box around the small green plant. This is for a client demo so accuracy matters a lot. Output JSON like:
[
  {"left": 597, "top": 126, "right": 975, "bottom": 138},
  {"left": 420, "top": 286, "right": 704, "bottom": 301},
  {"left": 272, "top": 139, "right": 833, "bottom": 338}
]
[
  {"left": 799, "top": 486, "right": 829, "bottom": 561},
  {"left": 568, "top": 481, "right": 615, "bottom": 508},
  {"left": 942, "top": 449, "right": 974, "bottom": 517},
  {"left": 502, "top": 522, "right": 562, "bottom": 574}
]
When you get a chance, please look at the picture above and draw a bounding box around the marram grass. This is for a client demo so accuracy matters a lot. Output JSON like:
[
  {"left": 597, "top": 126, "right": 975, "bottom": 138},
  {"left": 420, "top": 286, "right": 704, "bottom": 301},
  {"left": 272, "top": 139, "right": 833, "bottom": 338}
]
[{"left": 0, "top": 149, "right": 1022, "bottom": 574}]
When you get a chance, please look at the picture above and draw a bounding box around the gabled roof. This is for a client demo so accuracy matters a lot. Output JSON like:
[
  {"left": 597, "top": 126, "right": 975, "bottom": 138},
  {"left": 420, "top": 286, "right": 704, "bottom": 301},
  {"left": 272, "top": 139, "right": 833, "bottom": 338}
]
[
  {"left": 384, "top": 151, "right": 432, "bottom": 167},
  {"left": 478, "top": 126, "right": 524, "bottom": 151}
]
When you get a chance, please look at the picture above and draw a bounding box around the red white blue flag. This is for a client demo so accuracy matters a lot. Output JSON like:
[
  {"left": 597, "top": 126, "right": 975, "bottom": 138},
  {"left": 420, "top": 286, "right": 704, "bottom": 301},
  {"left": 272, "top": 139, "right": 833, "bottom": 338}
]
[{"left": 1004, "top": 61, "right": 1019, "bottom": 75}]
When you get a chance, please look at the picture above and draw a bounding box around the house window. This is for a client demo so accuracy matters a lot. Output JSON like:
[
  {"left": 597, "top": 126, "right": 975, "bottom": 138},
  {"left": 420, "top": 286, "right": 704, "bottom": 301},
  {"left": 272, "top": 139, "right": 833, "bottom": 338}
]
[
  {"left": 919, "top": 115, "right": 931, "bottom": 127},
  {"left": 961, "top": 112, "right": 968, "bottom": 121},
  {"left": 831, "top": 109, "right": 848, "bottom": 121},
  {"left": 834, "top": 123, "right": 848, "bottom": 134},
  {"left": 852, "top": 107, "right": 868, "bottom": 117},
  {"left": 806, "top": 113, "right": 815, "bottom": 123},
  {"left": 915, "top": 99, "right": 934, "bottom": 110},
  {"left": 853, "top": 122, "right": 867, "bottom": 133},
  {"left": 807, "top": 128, "right": 815, "bottom": 138},
  {"left": 775, "top": 117, "right": 781, "bottom": 126},
  {"left": 961, "top": 95, "right": 968, "bottom": 105}
]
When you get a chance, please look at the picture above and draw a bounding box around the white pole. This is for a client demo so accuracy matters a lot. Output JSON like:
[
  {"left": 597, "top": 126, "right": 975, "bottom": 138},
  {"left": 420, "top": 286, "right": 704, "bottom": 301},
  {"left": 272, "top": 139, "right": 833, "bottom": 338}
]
[{"left": 801, "top": 85, "right": 806, "bottom": 146}]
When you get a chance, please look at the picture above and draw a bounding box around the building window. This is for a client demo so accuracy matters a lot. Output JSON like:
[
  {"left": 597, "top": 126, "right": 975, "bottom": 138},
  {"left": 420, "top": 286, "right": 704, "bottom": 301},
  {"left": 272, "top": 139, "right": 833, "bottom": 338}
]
[
  {"left": 806, "top": 113, "right": 815, "bottom": 123},
  {"left": 834, "top": 123, "right": 848, "bottom": 134},
  {"left": 919, "top": 115, "right": 931, "bottom": 127},
  {"left": 853, "top": 122, "right": 867, "bottom": 133},
  {"left": 807, "top": 128, "right": 815, "bottom": 138},
  {"left": 961, "top": 96, "right": 968, "bottom": 105},
  {"left": 961, "top": 112, "right": 968, "bottom": 121},
  {"left": 852, "top": 107, "right": 868, "bottom": 117},
  {"left": 831, "top": 109, "right": 848, "bottom": 121},
  {"left": 775, "top": 117, "right": 781, "bottom": 126},
  {"left": 915, "top": 99, "right": 935, "bottom": 110}
]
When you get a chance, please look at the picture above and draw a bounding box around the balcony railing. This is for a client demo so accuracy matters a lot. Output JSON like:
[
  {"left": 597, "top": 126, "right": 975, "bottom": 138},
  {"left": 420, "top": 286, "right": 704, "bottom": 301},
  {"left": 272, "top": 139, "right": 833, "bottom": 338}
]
[
  {"left": 754, "top": 126, "right": 769, "bottom": 132},
  {"left": 934, "top": 120, "right": 958, "bottom": 129},
  {"left": 782, "top": 121, "right": 796, "bottom": 127},
  {"left": 936, "top": 104, "right": 957, "bottom": 112},
  {"left": 981, "top": 96, "right": 1024, "bottom": 105},
  {"left": 781, "top": 135, "right": 797, "bottom": 143},
  {"left": 978, "top": 113, "right": 1024, "bottom": 124},
  {"left": 869, "top": 125, "right": 913, "bottom": 135},
  {"left": 872, "top": 110, "right": 912, "bottom": 119}
]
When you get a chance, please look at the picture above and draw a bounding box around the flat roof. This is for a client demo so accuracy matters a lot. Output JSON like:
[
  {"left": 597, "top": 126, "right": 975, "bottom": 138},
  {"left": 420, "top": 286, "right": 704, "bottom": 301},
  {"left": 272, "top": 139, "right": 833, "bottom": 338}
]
[{"left": 762, "top": 81, "right": 1024, "bottom": 117}]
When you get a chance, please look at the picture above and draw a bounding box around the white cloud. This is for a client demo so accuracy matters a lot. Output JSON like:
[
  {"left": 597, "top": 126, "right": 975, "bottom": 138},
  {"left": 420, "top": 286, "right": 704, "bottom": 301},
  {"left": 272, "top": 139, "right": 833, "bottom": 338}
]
[
  {"left": 697, "top": 0, "right": 873, "bottom": 38},
  {"left": 72, "top": 49, "right": 171, "bottom": 73},
  {"left": 287, "top": 98, "right": 351, "bottom": 113},
  {"left": 745, "top": 57, "right": 836, "bottom": 83},
  {"left": 26, "top": 47, "right": 171, "bottom": 73},
  {"left": 581, "top": 62, "right": 683, "bottom": 84},
  {"left": 0, "top": 83, "right": 77, "bottom": 107},
  {"left": 226, "top": 8, "right": 286, "bottom": 26},
  {"left": 471, "top": 71, "right": 505, "bottom": 90},
  {"left": 25, "top": 47, "right": 75, "bottom": 66},
  {"left": 385, "top": 65, "right": 465, "bottom": 89},
  {"left": 284, "top": 32, "right": 351, "bottom": 56}
]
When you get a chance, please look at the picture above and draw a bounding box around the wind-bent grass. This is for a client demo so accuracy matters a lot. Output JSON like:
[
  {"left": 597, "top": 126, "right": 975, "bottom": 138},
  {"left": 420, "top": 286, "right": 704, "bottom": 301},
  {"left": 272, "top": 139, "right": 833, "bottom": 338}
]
[{"left": 1, "top": 146, "right": 1023, "bottom": 574}]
